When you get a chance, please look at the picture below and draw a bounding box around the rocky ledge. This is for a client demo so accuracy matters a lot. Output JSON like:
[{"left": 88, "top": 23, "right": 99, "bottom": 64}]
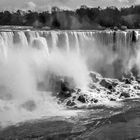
[{"left": 57, "top": 71, "right": 140, "bottom": 108}]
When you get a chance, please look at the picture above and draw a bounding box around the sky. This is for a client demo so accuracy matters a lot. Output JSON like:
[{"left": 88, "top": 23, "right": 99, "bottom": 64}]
[{"left": 0, "top": 0, "right": 140, "bottom": 11}]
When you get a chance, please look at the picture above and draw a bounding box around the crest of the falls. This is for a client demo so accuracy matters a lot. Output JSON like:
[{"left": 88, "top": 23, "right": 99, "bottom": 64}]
[
  {"left": 0, "top": 29, "right": 140, "bottom": 127},
  {"left": 0, "top": 30, "right": 139, "bottom": 55}
]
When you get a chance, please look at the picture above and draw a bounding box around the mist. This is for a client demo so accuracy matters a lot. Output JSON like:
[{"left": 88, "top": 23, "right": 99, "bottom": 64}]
[{"left": 0, "top": 37, "right": 89, "bottom": 126}]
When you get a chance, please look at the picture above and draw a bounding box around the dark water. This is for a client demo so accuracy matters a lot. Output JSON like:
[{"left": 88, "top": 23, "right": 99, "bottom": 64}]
[{"left": 0, "top": 99, "right": 140, "bottom": 140}]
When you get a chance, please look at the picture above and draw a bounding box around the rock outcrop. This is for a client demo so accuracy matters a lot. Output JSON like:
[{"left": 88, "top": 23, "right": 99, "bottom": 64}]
[{"left": 57, "top": 71, "right": 140, "bottom": 108}]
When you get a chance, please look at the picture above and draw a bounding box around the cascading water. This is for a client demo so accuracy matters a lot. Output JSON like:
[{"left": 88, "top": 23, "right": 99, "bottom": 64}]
[{"left": 0, "top": 29, "right": 140, "bottom": 127}]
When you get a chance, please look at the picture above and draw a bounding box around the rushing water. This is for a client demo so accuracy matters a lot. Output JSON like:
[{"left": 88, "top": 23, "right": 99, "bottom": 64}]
[{"left": 0, "top": 29, "right": 140, "bottom": 139}]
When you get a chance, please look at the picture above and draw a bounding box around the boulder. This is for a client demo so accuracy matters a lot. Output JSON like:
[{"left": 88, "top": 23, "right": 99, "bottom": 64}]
[
  {"left": 72, "top": 96, "right": 77, "bottom": 100},
  {"left": 136, "top": 76, "right": 140, "bottom": 83},
  {"left": 94, "top": 99, "right": 98, "bottom": 103},
  {"left": 100, "top": 79, "right": 113, "bottom": 90},
  {"left": 112, "top": 79, "right": 119, "bottom": 87},
  {"left": 90, "top": 98, "right": 98, "bottom": 103},
  {"left": 107, "top": 91, "right": 112, "bottom": 95},
  {"left": 93, "top": 99, "right": 98, "bottom": 103},
  {"left": 58, "top": 80, "right": 72, "bottom": 98},
  {"left": 122, "top": 72, "right": 135, "bottom": 81},
  {"left": 120, "top": 92, "right": 130, "bottom": 98},
  {"left": 134, "top": 86, "right": 140, "bottom": 90},
  {"left": 76, "top": 89, "right": 81, "bottom": 94},
  {"left": 90, "top": 72, "right": 99, "bottom": 83},
  {"left": 61, "top": 81, "right": 70, "bottom": 92},
  {"left": 77, "top": 95, "right": 87, "bottom": 103},
  {"left": 59, "top": 91, "right": 71, "bottom": 98},
  {"left": 124, "top": 79, "right": 131, "bottom": 84},
  {"left": 66, "top": 100, "right": 76, "bottom": 106},
  {"left": 110, "top": 98, "right": 116, "bottom": 101},
  {"left": 89, "top": 71, "right": 103, "bottom": 83}
]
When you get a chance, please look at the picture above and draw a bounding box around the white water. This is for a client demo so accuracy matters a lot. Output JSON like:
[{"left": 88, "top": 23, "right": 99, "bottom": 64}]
[{"left": 0, "top": 30, "right": 140, "bottom": 127}]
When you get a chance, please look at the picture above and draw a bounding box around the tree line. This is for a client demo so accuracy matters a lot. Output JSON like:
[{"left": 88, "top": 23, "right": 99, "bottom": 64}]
[{"left": 0, "top": 5, "right": 140, "bottom": 29}]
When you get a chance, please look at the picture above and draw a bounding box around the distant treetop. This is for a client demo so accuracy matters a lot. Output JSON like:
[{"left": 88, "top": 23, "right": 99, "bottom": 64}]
[{"left": 0, "top": 5, "right": 139, "bottom": 29}]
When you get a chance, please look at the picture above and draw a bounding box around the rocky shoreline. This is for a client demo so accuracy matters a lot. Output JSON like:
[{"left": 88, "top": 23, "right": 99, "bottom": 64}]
[{"left": 57, "top": 71, "right": 140, "bottom": 108}]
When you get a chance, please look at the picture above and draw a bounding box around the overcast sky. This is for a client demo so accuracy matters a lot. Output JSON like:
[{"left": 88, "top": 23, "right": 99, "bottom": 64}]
[{"left": 0, "top": 0, "right": 140, "bottom": 11}]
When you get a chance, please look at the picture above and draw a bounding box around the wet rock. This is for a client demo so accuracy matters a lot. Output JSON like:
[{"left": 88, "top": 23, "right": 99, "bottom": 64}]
[
  {"left": 100, "top": 79, "right": 113, "bottom": 90},
  {"left": 89, "top": 72, "right": 101, "bottom": 83},
  {"left": 137, "top": 93, "right": 140, "bottom": 95},
  {"left": 107, "top": 92, "right": 112, "bottom": 95},
  {"left": 111, "top": 89, "right": 116, "bottom": 92},
  {"left": 136, "top": 76, "right": 140, "bottom": 83},
  {"left": 89, "top": 84, "right": 96, "bottom": 89},
  {"left": 112, "top": 80, "right": 119, "bottom": 87},
  {"left": 137, "top": 78, "right": 140, "bottom": 83},
  {"left": 61, "top": 81, "right": 70, "bottom": 92},
  {"left": 122, "top": 72, "right": 135, "bottom": 84},
  {"left": 110, "top": 98, "right": 116, "bottom": 101},
  {"left": 134, "top": 86, "right": 140, "bottom": 90},
  {"left": 58, "top": 70, "right": 140, "bottom": 108},
  {"left": 70, "top": 89, "right": 76, "bottom": 93},
  {"left": 58, "top": 80, "right": 72, "bottom": 98},
  {"left": 66, "top": 100, "right": 76, "bottom": 106},
  {"left": 76, "top": 89, "right": 81, "bottom": 94},
  {"left": 123, "top": 72, "right": 135, "bottom": 80},
  {"left": 77, "top": 95, "right": 86, "bottom": 103},
  {"left": 72, "top": 96, "right": 77, "bottom": 100},
  {"left": 124, "top": 79, "right": 131, "bottom": 84},
  {"left": 96, "top": 89, "right": 100, "bottom": 92},
  {"left": 122, "top": 84, "right": 129, "bottom": 88},
  {"left": 94, "top": 99, "right": 98, "bottom": 103},
  {"left": 90, "top": 98, "right": 98, "bottom": 103},
  {"left": 122, "top": 77, "right": 131, "bottom": 84},
  {"left": 116, "top": 92, "right": 120, "bottom": 95},
  {"left": 59, "top": 91, "right": 71, "bottom": 98},
  {"left": 120, "top": 92, "right": 130, "bottom": 98}
]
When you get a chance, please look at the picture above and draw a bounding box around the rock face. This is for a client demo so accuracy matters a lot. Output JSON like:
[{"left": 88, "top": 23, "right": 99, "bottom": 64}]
[
  {"left": 77, "top": 95, "right": 87, "bottom": 103},
  {"left": 90, "top": 71, "right": 103, "bottom": 82},
  {"left": 89, "top": 72, "right": 102, "bottom": 83},
  {"left": 122, "top": 72, "right": 135, "bottom": 84},
  {"left": 57, "top": 71, "right": 140, "bottom": 108},
  {"left": 120, "top": 92, "right": 130, "bottom": 98},
  {"left": 58, "top": 79, "right": 73, "bottom": 98},
  {"left": 66, "top": 100, "right": 76, "bottom": 106},
  {"left": 100, "top": 79, "right": 113, "bottom": 90}
]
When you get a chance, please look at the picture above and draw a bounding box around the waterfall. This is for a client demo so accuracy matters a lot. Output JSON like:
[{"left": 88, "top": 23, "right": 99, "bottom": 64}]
[
  {"left": 73, "top": 32, "right": 80, "bottom": 54},
  {"left": 13, "top": 31, "right": 28, "bottom": 47},
  {"left": 0, "top": 36, "right": 7, "bottom": 60},
  {"left": 0, "top": 29, "right": 140, "bottom": 126},
  {"left": 31, "top": 37, "right": 49, "bottom": 56},
  {"left": 51, "top": 31, "right": 59, "bottom": 50},
  {"left": 0, "top": 30, "right": 139, "bottom": 54},
  {"left": 64, "top": 32, "right": 70, "bottom": 52},
  {"left": 0, "top": 30, "right": 139, "bottom": 77}
]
